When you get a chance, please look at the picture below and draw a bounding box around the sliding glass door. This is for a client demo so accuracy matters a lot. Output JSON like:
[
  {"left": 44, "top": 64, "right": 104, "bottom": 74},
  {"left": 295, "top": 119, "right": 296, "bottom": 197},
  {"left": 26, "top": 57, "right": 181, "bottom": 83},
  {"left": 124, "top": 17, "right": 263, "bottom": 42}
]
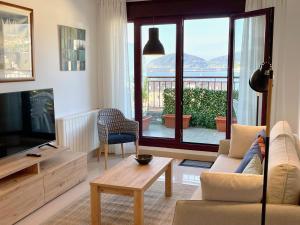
[
  {"left": 182, "top": 18, "right": 229, "bottom": 145},
  {"left": 133, "top": 8, "right": 274, "bottom": 151},
  {"left": 134, "top": 18, "right": 182, "bottom": 149},
  {"left": 229, "top": 9, "right": 274, "bottom": 135},
  {"left": 141, "top": 24, "right": 177, "bottom": 139}
]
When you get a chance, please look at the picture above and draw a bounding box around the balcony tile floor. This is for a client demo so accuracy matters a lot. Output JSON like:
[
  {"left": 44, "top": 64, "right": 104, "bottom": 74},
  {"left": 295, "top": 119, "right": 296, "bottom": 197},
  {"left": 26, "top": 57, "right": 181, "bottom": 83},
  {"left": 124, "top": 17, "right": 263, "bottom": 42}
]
[{"left": 143, "top": 124, "right": 225, "bottom": 145}]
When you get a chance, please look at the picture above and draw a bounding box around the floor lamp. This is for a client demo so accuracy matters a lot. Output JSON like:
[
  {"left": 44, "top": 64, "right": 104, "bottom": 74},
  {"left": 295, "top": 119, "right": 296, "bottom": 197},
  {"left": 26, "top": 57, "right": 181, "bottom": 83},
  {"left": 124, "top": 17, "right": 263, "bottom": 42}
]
[{"left": 249, "top": 62, "right": 273, "bottom": 225}]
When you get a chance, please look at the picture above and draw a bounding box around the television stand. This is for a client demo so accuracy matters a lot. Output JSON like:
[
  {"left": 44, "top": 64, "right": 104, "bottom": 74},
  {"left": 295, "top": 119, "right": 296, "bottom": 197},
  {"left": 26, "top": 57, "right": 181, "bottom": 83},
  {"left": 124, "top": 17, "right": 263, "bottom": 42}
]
[
  {"left": 0, "top": 145, "right": 87, "bottom": 225},
  {"left": 39, "top": 142, "right": 58, "bottom": 149}
]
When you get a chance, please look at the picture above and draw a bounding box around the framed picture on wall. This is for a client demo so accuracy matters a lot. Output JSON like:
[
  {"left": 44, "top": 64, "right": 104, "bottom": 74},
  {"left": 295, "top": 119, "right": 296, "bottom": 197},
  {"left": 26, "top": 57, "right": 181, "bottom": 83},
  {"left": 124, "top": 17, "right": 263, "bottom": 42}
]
[
  {"left": 58, "top": 25, "right": 86, "bottom": 71},
  {"left": 0, "top": 1, "right": 34, "bottom": 82}
]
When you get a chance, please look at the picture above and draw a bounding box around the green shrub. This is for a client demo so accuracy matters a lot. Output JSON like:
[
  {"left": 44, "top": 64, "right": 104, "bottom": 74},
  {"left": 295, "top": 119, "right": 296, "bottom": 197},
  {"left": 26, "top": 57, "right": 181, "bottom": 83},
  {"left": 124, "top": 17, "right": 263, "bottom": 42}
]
[{"left": 163, "top": 88, "right": 237, "bottom": 129}]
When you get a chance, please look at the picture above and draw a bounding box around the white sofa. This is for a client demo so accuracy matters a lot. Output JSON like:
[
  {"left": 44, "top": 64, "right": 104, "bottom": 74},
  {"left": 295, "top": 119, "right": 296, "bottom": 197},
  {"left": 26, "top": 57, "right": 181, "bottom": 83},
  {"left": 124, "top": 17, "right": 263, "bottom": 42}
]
[{"left": 173, "top": 121, "right": 300, "bottom": 225}]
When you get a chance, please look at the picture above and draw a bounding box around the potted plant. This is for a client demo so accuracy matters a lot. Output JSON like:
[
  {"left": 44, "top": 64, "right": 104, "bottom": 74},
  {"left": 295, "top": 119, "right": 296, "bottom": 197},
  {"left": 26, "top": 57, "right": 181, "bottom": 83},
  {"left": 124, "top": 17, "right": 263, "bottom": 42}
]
[
  {"left": 162, "top": 88, "right": 192, "bottom": 129},
  {"left": 142, "top": 115, "right": 152, "bottom": 131},
  {"left": 162, "top": 114, "right": 192, "bottom": 129},
  {"left": 215, "top": 116, "right": 237, "bottom": 132}
]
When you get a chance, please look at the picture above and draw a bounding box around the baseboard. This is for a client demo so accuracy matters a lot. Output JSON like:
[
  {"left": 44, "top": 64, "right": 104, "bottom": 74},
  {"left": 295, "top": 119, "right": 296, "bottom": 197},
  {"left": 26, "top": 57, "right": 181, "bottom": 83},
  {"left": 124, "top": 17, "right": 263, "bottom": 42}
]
[
  {"left": 88, "top": 148, "right": 98, "bottom": 160},
  {"left": 88, "top": 146, "right": 217, "bottom": 162},
  {"left": 139, "top": 146, "right": 217, "bottom": 162}
]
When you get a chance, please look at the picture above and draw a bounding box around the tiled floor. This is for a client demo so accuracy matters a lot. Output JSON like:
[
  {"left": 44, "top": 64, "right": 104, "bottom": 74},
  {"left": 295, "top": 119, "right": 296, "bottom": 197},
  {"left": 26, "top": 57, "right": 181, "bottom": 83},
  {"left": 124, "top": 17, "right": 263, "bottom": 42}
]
[
  {"left": 17, "top": 154, "right": 207, "bottom": 225},
  {"left": 143, "top": 124, "right": 225, "bottom": 144}
]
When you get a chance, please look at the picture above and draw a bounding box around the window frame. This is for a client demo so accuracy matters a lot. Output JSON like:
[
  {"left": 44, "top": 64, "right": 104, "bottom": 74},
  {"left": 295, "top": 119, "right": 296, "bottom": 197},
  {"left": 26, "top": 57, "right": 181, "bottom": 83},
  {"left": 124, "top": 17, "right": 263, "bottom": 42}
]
[{"left": 130, "top": 8, "right": 274, "bottom": 152}]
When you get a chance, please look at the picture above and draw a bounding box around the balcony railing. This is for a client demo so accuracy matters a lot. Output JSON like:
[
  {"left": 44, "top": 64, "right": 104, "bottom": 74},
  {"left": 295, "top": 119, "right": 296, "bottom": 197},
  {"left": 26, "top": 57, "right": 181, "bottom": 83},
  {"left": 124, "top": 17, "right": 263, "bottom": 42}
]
[{"left": 144, "top": 76, "right": 239, "bottom": 111}]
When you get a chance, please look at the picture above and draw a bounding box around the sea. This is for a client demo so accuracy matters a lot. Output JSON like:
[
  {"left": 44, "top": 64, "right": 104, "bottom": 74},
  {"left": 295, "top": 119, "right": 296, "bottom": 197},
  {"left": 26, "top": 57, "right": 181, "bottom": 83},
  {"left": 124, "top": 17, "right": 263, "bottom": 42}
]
[
  {"left": 143, "top": 70, "right": 240, "bottom": 90},
  {"left": 146, "top": 70, "right": 229, "bottom": 77}
]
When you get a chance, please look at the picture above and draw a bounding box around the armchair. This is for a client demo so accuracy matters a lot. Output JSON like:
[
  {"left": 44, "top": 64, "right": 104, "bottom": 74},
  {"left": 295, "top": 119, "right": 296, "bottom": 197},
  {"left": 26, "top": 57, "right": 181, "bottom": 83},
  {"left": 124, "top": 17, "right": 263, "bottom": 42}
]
[{"left": 97, "top": 108, "right": 139, "bottom": 169}]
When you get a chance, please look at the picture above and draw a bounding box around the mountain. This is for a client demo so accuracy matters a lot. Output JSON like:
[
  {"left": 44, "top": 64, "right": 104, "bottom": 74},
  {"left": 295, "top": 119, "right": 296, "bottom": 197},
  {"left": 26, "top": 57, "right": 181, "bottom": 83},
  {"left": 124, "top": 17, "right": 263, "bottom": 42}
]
[
  {"left": 208, "top": 52, "right": 241, "bottom": 67},
  {"left": 146, "top": 52, "right": 241, "bottom": 73},
  {"left": 208, "top": 55, "right": 228, "bottom": 68},
  {"left": 184, "top": 54, "right": 208, "bottom": 70},
  {"left": 147, "top": 53, "right": 208, "bottom": 73}
]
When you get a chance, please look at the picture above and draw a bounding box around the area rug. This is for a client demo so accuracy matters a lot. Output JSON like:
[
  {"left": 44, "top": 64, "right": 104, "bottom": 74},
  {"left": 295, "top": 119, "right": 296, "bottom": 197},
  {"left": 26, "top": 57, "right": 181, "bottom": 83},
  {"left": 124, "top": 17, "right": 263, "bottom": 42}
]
[{"left": 42, "top": 182, "right": 197, "bottom": 225}]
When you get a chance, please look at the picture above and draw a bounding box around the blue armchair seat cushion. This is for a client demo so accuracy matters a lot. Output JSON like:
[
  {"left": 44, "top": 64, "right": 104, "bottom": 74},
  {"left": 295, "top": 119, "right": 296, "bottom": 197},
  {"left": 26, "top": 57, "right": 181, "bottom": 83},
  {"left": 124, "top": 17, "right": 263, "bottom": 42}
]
[{"left": 108, "top": 133, "right": 136, "bottom": 144}]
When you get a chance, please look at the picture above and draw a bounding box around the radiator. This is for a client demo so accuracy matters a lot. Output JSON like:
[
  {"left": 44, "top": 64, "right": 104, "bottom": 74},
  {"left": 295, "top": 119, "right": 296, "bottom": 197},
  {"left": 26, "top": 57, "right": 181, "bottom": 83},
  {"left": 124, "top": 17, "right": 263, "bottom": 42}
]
[{"left": 56, "top": 110, "right": 99, "bottom": 153}]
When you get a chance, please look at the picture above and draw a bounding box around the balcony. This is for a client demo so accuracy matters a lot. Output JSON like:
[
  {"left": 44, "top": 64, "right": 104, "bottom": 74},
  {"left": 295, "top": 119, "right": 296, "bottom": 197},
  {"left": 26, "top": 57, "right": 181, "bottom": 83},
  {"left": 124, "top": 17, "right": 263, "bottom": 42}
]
[{"left": 142, "top": 75, "right": 238, "bottom": 145}]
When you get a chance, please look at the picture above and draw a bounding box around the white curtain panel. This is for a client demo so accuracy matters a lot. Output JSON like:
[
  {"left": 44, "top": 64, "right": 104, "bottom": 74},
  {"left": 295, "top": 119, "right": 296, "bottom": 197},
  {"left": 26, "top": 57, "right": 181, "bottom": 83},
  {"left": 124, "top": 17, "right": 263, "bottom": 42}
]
[
  {"left": 245, "top": 0, "right": 287, "bottom": 126},
  {"left": 97, "top": 0, "right": 135, "bottom": 154},
  {"left": 237, "top": 15, "right": 266, "bottom": 125},
  {"left": 97, "top": 0, "right": 132, "bottom": 118}
]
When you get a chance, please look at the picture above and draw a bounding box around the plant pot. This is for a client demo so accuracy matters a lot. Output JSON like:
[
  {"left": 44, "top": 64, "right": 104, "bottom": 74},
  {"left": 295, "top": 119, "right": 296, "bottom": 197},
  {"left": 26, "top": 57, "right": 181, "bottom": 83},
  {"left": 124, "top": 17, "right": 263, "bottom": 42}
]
[
  {"left": 162, "top": 114, "right": 192, "bottom": 129},
  {"left": 142, "top": 116, "right": 152, "bottom": 131},
  {"left": 215, "top": 116, "right": 237, "bottom": 132}
]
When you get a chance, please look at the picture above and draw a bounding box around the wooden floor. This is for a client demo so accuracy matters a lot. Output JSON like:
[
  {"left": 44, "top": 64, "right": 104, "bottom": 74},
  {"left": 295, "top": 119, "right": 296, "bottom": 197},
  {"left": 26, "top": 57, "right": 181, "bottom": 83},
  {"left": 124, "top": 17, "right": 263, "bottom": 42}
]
[{"left": 16, "top": 153, "right": 207, "bottom": 225}]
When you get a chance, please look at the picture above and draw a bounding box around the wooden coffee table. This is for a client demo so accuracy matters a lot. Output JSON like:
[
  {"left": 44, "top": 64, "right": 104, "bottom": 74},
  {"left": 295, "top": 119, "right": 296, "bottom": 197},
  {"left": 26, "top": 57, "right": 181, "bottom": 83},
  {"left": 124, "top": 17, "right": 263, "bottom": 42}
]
[{"left": 90, "top": 155, "right": 173, "bottom": 225}]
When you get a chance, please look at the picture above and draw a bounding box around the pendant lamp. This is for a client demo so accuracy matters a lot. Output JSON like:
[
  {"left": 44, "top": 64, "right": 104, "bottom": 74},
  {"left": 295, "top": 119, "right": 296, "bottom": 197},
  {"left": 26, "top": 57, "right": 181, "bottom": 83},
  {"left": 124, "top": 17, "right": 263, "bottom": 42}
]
[{"left": 143, "top": 27, "right": 165, "bottom": 55}]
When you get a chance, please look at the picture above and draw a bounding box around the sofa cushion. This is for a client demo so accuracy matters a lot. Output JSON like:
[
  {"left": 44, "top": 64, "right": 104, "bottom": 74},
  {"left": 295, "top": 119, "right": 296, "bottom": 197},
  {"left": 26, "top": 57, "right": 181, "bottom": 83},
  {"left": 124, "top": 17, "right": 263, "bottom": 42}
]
[
  {"left": 268, "top": 135, "right": 300, "bottom": 204},
  {"left": 235, "top": 130, "right": 265, "bottom": 173},
  {"left": 242, "top": 154, "right": 263, "bottom": 175},
  {"left": 201, "top": 171, "right": 263, "bottom": 203},
  {"left": 218, "top": 139, "right": 231, "bottom": 156},
  {"left": 210, "top": 154, "right": 241, "bottom": 173},
  {"left": 229, "top": 124, "right": 266, "bottom": 159},
  {"left": 293, "top": 134, "right": 300, "bottom": 160},
  {"left": 270, "top": 121, "right": 294, "bottom": 143}
]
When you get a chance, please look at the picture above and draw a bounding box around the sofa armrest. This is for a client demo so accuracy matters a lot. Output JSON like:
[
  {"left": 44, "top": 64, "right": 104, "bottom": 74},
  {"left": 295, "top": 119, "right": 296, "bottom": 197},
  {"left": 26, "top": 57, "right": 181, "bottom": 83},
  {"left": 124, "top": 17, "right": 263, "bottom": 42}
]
[
  {"left": 218, "top": 139, "right": 230, "bottom": 156},
  {"left": 172, "top": 200, "right": 300, "bottom": 225}
]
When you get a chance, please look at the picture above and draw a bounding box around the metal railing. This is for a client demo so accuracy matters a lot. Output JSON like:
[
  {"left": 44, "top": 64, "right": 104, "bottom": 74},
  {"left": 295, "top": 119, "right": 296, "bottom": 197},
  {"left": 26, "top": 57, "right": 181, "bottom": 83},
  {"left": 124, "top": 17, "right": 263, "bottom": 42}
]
[{"left": 144, "top": 76, "right": 239, "bottom": 111}]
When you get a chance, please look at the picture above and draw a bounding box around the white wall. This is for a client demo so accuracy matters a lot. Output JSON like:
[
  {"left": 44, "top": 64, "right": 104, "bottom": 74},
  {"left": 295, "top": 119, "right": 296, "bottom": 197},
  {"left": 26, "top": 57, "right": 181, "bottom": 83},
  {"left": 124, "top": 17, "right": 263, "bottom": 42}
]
[
  {"left": 0, "top": 0, "right": 99, "bottom": 118},
  {"left": 1, "top": 0, "right": 300, "bottom": 137},
  {"left": 286, "top": 0, "right": 300, "bottom": 135},
  {"left": 272, "top": 0, "right": 300, "bottom": 134}
]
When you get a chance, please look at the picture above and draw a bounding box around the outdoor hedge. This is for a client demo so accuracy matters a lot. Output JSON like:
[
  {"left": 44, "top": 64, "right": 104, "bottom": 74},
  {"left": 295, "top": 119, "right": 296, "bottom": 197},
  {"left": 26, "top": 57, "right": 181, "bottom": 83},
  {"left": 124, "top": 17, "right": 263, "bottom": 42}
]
[{"left": 163, "top": 88, "right": 237, "bottom": 129}]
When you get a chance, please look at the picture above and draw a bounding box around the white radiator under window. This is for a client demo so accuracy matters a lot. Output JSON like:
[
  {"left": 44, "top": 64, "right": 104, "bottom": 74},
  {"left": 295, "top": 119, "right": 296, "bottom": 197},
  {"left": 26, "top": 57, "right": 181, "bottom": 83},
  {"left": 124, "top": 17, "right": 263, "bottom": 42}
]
[{"left": 56, "top": 110, "right": 99, "bottom": 153}]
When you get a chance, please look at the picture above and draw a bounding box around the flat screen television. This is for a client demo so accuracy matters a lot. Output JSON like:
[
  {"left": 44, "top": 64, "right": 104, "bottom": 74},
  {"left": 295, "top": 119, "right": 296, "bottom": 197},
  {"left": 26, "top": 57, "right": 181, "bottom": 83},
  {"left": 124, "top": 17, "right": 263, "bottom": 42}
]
[{"left": 0, "top": 88, "right": 56, "bottom": 159}]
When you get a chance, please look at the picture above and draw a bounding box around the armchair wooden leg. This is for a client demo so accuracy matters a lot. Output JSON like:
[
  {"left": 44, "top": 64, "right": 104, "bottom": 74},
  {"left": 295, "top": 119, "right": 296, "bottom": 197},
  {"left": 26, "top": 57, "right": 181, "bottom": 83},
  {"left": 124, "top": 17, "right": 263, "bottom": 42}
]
[
  {"left": 121, "top": 143, "right": 125, "bottom": 158},
  {"left": 104, "top": 144, "right": 109, "bottom": 170},
  {"left": 135, "top": 140, "right": 139, "bottom": 156}
]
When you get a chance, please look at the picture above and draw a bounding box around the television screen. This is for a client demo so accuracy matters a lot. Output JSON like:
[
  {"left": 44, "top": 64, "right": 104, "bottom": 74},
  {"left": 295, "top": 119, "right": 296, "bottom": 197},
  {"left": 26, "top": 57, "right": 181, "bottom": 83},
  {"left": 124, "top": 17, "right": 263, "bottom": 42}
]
[{"left": 0, "top": 89, "right": 56, "bottom": 159}]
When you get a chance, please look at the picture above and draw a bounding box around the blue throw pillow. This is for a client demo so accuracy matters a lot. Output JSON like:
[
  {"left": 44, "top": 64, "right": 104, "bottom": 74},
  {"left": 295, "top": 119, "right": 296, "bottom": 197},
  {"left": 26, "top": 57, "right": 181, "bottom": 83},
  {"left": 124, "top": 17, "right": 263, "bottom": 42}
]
[
  {"left": 235, "top": 130, "right": 266, "bottom": 173},
  {"left": 257, "top": 129, "right": 266, "bottom": 143}
]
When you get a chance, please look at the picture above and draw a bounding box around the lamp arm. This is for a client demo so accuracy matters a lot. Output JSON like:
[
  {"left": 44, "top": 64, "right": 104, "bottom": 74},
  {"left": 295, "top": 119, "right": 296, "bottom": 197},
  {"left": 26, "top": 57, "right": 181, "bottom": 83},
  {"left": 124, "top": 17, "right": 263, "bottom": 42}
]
[{"left": 266, "top": 70, "right": 273, "bottom": 136}]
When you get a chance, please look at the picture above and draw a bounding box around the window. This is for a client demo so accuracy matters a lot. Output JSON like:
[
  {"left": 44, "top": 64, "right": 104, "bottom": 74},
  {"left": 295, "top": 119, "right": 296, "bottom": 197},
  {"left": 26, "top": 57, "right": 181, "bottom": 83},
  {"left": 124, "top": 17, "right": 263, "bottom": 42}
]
[
  {"left": 141, "top": 24, "right": 177, "bottom": 138},
  {"left": 183, "top": 18, "right": 229, "bottom": 145},
  {"left": 130, "top": 8, "right": 273, "bottom": 151},
  {"left": 232, "top": 15, "right": 266, "bottom": 126}
]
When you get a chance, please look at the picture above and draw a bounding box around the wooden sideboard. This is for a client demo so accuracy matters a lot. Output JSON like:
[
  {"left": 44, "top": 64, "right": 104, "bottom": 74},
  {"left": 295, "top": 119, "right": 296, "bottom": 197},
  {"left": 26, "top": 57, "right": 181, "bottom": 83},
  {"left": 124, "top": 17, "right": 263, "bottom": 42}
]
[{"left": 0, "top": 146, "right": 87, "bottom": 225}]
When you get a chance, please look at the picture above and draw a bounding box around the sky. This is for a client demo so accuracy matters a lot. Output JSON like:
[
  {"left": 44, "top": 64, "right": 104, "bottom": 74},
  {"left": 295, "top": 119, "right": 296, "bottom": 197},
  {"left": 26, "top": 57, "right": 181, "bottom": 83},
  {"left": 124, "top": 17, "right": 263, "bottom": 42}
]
[{"left": 128, "top": 17, "right": 243, "bottom": 60}]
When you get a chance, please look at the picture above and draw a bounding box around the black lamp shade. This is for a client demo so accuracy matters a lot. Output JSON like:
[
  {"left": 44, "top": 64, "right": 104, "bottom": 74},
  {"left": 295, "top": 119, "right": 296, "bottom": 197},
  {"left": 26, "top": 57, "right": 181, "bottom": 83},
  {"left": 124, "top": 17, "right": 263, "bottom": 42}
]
[
  {"left": 143, "top": 28, "right": 165, "bottom": 55},
  {"left": 249, "top": 63, "right": 271, "bottom": 93}
]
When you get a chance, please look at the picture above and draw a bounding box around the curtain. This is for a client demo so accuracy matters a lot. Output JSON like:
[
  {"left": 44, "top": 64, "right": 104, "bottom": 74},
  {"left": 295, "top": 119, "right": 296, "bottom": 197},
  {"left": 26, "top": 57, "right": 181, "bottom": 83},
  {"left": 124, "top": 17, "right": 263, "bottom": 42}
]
[
  {"left": 237, "top": 15, "right": 266, "bottom": 125},
  {"left": 97, "top": 0, "right": 135, "bottom": 154},
  {"left": 245, "top": 0, "right": 287, "bottom": 127},
  {"left": 97, "top": 0, "right": 132, "bottom": 118}
]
